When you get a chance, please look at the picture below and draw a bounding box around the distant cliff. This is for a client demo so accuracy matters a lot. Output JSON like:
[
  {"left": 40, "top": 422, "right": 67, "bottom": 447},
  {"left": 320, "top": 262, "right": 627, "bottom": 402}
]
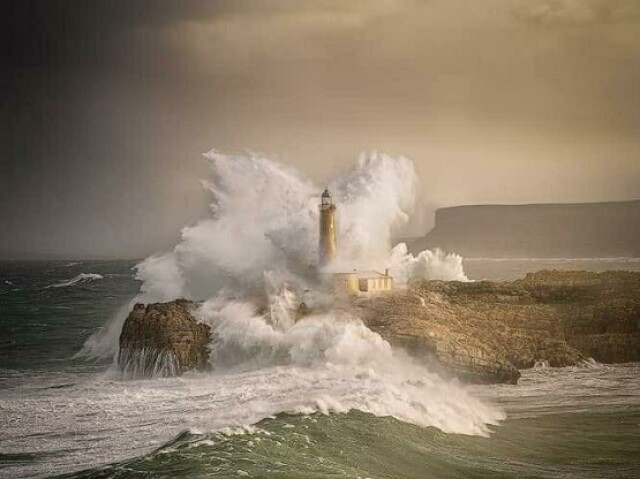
[{"left": 409, "top": 200, "right": 640, "bottom": 258}]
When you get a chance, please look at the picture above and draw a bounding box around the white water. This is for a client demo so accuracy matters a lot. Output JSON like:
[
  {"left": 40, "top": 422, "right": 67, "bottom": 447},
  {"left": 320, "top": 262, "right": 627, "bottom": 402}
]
[
  {"left": 83, "top": 151, "right": 467, "bottom": 359},
  {"left": 1, "top": 346, "right": 500, "bottom": 477},
  {"left": 389, "top": 243, "right": 467, "bottom": 282},
  {"left": 3, "top": 361, "right": 639, "bottom": 478},
  {"left": 133, "top": 149, "right": 467, "bottom": 303},
  {"left": 45, "top": 273, "right": 103, "bottom": 289},
  {"left": 3, "top": 300, "right": 503, "bottom": 476},
  {"left": 63, "top": 151, "right": 504, "bottom": 475}
]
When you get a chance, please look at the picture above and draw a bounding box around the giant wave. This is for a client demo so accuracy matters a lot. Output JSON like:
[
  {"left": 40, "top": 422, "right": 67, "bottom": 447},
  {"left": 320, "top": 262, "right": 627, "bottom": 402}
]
[{"left": 79, "top": 150, "right": 493, "bottom": 439}]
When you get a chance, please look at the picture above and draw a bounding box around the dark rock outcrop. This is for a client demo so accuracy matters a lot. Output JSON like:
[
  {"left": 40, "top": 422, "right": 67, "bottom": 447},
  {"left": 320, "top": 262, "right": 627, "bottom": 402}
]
[
  {"left": 410, "top": 200, "right": 640, "bottom": 258},
  {"left": 118, "top": 299, "right": 211, "bottom": 377}
]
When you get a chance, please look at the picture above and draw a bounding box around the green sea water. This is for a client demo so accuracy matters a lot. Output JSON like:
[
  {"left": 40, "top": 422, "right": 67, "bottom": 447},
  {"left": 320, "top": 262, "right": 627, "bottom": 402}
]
[
  {"left": 61, "top": 406, "right": 640, "bottom": 479},
  {"left": 1, "top": 260, "right": 639, "bottom": 479}
]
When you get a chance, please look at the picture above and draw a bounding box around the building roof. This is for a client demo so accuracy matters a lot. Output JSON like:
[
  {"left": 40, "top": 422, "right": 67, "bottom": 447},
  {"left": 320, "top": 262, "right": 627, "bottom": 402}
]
[{"left": 357, "top": 270, "right": 391, "bottom": 279}]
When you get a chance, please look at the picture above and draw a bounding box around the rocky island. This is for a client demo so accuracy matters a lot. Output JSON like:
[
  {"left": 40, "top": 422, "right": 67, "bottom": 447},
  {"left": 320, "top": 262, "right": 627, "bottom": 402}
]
[
  {"left": 118, "top": 300, "right": 211, "bottom": 377},
  {"left": 118, "top": 270, "right": 640, "bottom": 384}
]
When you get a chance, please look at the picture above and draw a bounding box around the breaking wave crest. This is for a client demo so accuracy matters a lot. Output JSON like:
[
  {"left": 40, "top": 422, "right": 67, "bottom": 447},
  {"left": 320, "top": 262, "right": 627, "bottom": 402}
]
[
  {"left": 79, "top": 150, "right": 497, "bottom": 437},
  {"left": 193, "top": 297, "right": 502, "bottom": 435},
  {"left": 82, "top": 150, "right": 468, "bottom": 360},
  {"left": 132, "top": 149, "right": 467, "bottom": 304},
  {"left": 46, "top": 273, "right": 104, "bottom": 289}
]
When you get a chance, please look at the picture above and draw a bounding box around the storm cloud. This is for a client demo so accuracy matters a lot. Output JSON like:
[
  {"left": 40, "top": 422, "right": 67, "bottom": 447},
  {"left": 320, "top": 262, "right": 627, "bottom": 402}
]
[{"left": 1, "top": 0, "right": 639, "bottom": 258}]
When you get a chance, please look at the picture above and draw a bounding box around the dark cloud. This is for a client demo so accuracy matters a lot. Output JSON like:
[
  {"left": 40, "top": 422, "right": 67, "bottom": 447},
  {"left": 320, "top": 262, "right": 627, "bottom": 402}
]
[
  {"left": 1, "top": 0, "right": 639, "bottom": 258},
  {"left": 1, "top": 0, "right": 221, "bottom": 69}
]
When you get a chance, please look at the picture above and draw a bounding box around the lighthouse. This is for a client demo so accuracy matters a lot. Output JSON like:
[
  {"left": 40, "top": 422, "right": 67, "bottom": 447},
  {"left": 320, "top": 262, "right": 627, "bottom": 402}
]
[
  {"left": 317, "top": 188, "right": 393, "bottom": 295},
  {"left": 319, "top": 188, "right": 337, "bottom": 267}
]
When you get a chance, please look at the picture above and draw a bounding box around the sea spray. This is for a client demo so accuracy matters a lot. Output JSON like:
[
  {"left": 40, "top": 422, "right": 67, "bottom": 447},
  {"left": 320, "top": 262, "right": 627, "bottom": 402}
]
[
  {"left": 81, "top": 150, "right": 468, "bottom": 359},
  {"left": 192, "top": 298, "right": 503, "bottom": 435},
  {"left": 77, "top": 301, "right": 137, "bottom": 359},
  {"left": 75, "top": 150, "right": 496, "bottom": 436},
  {"left": 135, "top": 149, "right": 466, "bottom": 302},
  {"left": 388, "top": 243, "right": 468, "bottom": 282},
  {"left": 328, "top": 151, "right": 417, "bottom": 270},
  {"left": 6, "top": 259, "right": 640, "bottom": 479}
]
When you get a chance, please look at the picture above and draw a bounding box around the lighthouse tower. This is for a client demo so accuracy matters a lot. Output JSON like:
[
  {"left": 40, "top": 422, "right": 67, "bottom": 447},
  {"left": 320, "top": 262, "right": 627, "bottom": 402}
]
[{"left": 319, "top": 188, "right": 337, "bottom": 267}]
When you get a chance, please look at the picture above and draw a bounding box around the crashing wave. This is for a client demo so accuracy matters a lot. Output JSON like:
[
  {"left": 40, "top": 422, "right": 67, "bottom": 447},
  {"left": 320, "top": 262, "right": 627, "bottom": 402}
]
[
  {"left": 388, "top": 243, "right": 468, "bottom": 282},
  {"left": 133, "top": 150, "right": 468, "bottom": 303},
  {"left": 192, "top": 299, "right": 503, "bottom": 435},
  {"left": 83, "top": 151, "right": 469, "bottom": 359},
  {"left": 117, "top": 347, "right": 181, "bottom": 379},
  {"left": 533, "top": 359, "right": 550, "bottom": 369},
  {"left": 79, "top": 151, "right": 498, "bottom": 437},
  {"left": 46, "top": 273, "right": 104, "bottom": 289}
]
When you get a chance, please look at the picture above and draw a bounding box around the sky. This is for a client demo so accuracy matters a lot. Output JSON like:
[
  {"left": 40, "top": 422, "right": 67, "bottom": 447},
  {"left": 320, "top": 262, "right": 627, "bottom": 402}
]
[{"left": 1, "top": 0, "right": 639, "bottom": 259}]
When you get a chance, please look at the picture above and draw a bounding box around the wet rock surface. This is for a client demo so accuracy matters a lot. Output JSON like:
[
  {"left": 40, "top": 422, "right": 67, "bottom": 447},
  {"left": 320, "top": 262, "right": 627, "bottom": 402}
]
[
  {"left": 359, "top": 270, "right": 640, "bottom": 383},
  {"left": 118, "top": 271, "right": 640, "bottom": 384},
  {"left": 118, "top": 299, "right": 211, "bottom": 377}
]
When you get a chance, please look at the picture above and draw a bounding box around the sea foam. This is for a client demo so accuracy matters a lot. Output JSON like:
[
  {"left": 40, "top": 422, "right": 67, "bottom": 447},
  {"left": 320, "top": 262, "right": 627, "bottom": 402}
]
[
  {"left": 83, "top": 150, "right": 467, "bottom": 359},
  {"left": 46, "top": 273, "right": 104, "bottom": 289},
  {"left": 133, "top": 150, "right": 466, "bottom": 303},
  {"left": 79, "top": 150, "right": 495, "bottom": 437}
]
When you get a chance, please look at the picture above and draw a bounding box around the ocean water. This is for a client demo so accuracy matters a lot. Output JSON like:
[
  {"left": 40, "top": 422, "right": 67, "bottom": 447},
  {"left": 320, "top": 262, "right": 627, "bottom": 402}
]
[{"left": 1, "top": 259, "right": 640, "bottom": 479}]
